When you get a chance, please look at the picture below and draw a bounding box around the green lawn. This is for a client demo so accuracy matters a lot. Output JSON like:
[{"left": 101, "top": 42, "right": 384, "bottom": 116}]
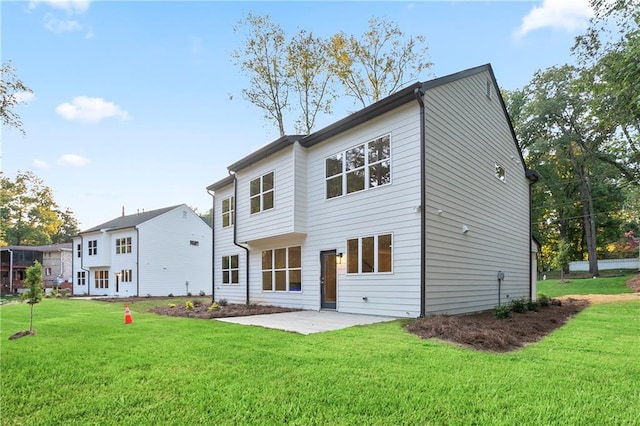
[
  {"left": 537, "top": 273, "right": 636, "bottom": 297},
  {"left": 1, "top": 294, "right": 639, "bottom": 425}
]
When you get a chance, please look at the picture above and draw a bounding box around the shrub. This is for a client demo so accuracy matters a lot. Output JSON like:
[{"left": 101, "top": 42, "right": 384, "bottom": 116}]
[
  {"left": 199, "top": 290, "right": 205, "bottom": 297},
  {"left": 217, "top": 298, "right": 228, "bottom": 307},
  {"left": 494, "top": 304, "right": 512, "bottom": 319},
  {"left": 168, "top": 303, "right": 176, "bottom": 308},
  {"left": 538, "top": 293, "right": 551, "bottom": 307},
  {"left": 208, "top": 303, "right": 221, "bottom": 312},
  {"left": 185, "top": 301, "right": 194, "bottom": 310},
  {"left": 168, "top": 293, "right": 174, "bottom": 298},
  {"left": 510, "top": 298, "right": 527, "bottom": 313},
  {"left": 193, "top": 300, "right": 202, "bottom": 308},
  {"left": 187, "top": 292, "right": 192, "bottom": 297},
  {"left": 526, "top": 298, "right": 540, "bottom": 312}
]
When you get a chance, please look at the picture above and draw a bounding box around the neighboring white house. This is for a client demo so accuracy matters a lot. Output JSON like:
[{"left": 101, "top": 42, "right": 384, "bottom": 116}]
[
  {"left": 72, "top": 204, "right": 212, "bottom": 297},
  {"left": 206, "top": 64, "right": 539, "bottom": 317}
]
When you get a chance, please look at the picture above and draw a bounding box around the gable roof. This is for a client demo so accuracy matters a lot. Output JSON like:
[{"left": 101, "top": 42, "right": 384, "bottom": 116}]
[{"left": 78, "top": 205, "right": 182, "bottom": 234}]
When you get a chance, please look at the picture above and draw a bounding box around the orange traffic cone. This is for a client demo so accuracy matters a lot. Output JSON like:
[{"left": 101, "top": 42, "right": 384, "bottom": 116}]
[{"left": 124, "top": 304, "right": 133, "bottom": 324}]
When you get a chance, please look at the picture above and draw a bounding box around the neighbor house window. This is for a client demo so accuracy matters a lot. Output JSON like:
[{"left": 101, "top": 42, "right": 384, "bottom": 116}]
[
  {"left": 222, "top": 196, "right": 234, "bottom": 228},
  {"left": 115, "top": 237, "right": 132, "bottom": 254},
  {"left": 222, "top": 255, "right": 239, "bottom": 285},
  {"left": 190, "top": 240, "right": 199, "bottom": 246},
  {"left": 250, "top": 172, "right": 274, "bottom": 214},
  {"left": 77, "top": 244, "right": 81, "bottom": 258},
  {"left": 120, "top": 269, "right": 132, "bottom": 282},
  {"left": 77, "top": 271, "right": 86, "bottom": 286},
  {"left": 495, "top": 162, "right": 506, "bottom": 182},
  {"left": 262, "top": 246, "right": 301, "bottom": 292},
  {"left": 326, "top": 135, "right": 391, "bottom": 199},
  {"left": 88, "top": 240, "right": 97, "bottom": 256},
  {"left": 94, "top": 270, "right": 109, "bottom": 289},
  {"left": 45, "top": 267, "right": 52, "bottom": 276},
  {"left": 347, "top": 234, "right": 392, "bottom": 274}
]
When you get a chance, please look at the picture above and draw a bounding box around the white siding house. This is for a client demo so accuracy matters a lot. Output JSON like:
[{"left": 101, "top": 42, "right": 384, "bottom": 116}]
[
  {"left": 72, "top": 204, "right": 212, "bottom": 297},
  {"left": 207, "top": 64, "right": 539, "bottom": 317}
]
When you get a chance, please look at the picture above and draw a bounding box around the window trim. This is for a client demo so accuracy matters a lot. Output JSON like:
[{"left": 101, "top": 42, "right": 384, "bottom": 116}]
[
  {"left": 250, "top": 171, "right": 275, "bottom": 214},
  {"left": 115, "top": 237, "right": 132, "bottom": 254},
  {"left": 77, "top": 271, "right": 86, "bottom": 286},
  {"left": 346, "top": 233, "right": 393, "bottom": 275},
  {"left": 88, "top": 240, "right": 97, "bottom": 256},
  {"left": 221, "top": 255, "right": 240, "bottom": 285},
  {"left": 325, "top": 134, "right": 391, "bottom": 200},
  {"left": 261, "top": 246, "right": 302, "bottom": 292},
  {"left": 94, "top": 270, "right": 109, "bottom": 289},
  {"left": 221, "top": 196, "right": 234, "bottom": 228}
]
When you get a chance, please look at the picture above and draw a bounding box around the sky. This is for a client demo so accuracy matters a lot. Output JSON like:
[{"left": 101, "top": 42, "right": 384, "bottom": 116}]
[{"left": 2, "top": 0, "right": 595, "bottom": 229}]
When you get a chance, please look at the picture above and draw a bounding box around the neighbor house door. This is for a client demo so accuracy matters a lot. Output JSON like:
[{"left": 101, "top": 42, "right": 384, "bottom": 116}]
[{"left": 320, "top": 250, "right": 337, "bottom": 309}]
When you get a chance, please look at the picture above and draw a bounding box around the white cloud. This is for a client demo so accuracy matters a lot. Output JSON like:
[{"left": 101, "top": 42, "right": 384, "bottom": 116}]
[
  {"left": 515, "top": 0, "right": 594, "bottom": 38},
  {"left": 57, "top": 154, "right": 90, "bottom": 167},
  {"left": 44, "top": 17, "right": 82, "bottom": 33},
  {"left": 55, "top": 96, "right": 132, "bottom": 123},
  {"left": 33, "top": 159, "right": 50, "bottom": 170},
  {"left": 29, "top": 0, "right": 91, "bottom": 15}
]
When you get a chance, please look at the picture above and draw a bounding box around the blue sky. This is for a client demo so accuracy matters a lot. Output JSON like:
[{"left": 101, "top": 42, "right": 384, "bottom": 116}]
[{"left": 2, "top": 0, "right": 593, "bottom": 229}]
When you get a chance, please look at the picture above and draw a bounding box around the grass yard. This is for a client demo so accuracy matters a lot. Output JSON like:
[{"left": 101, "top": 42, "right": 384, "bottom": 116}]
[
  {"left": 537, "top": 273, "right": 636, "bottom": 297},
  {"left": 1, "top": 291, "right": 639, "bottom": 425}
]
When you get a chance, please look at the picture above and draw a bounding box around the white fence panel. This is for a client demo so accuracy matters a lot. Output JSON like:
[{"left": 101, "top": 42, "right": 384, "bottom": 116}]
[{"left": 569, "top": 258, "right": 639, "bottom": 272}]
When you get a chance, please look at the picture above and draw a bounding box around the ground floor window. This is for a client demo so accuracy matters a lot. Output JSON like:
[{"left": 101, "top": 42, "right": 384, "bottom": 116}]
[
  {"left": 262, "top": 246, "right": 301, "bottom": 292},
  {"left": 222, "top": 255, "right": 239, "bottom": 284},
  {"left": 347, "top": 234, "right": 392, "bottom": 274},
  {"left": 119, "top": 269, "right": 133, "bottom": 282},
  {"left": 77, "top": 271, "right": 86, "bottom": 286},
  {"left": 94, "top": 270, "right": 109, "bottom": 289}
]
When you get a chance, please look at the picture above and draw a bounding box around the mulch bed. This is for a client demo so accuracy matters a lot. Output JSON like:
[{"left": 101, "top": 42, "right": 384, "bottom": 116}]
[
  {"left": 405, "top": 298, "right": 590, "bottom": 353},
  {"left": 148, "top": 302, "right": 301, "bottom": 319}
]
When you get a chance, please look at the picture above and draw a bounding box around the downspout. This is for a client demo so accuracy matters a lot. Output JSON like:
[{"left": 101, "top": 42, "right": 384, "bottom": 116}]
[
  {"left": 414, "top": 85, "right": 426, "bottom": 318},
  {"left": 526, "top": 170, "right": 540, "bottom": 299},
  {"left": 230, "top": 171, "right": 250, "bottom": 305},
  {"left": 79, "top": 235, "right": 91, "bottom": 295},
  {"left": 135, "top": 227, "right": 140, "bottom": 297},
  {"left": 206, "top": 188, "right": 216, "bottom": 302}
]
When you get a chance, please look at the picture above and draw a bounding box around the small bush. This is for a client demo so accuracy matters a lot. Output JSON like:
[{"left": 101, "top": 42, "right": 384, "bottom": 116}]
[
  {"left": 217, "top": 298, "right": 228, "bottom": 307},
  {"left": 187, "top": 292, "right": 192, "bottom": 297},
  {"left": 538, "top": 293, "right": 551, "bottom": 307},
  {"left": 168, "top": 293, "right": 174, "bottom": 298},
  {"left": 193, "top": 300, "right": 202, "bottom": 308},
  {"left": 199, "top": 290, "right": 205, "bottom": 297},
  {"left": 510, "top": 298, "right": 527, "bottom": 313},
  {"left": 494, "top": 304, "right": 512, "bottom": 319},
  {"left": 551, "top": 298, "right": 562, "bottom": 306},
  {"left": 526, "top": 298, "right": 540, "bottom": 312},
  {"left": 168, "top": 303, "right": 176, "bottom": 308},
  {"left": 208, "top": 303, "right": 221, "bottom": 312},
  {"left": 185, "top": 301, "right": 194, "bottom": 310}
]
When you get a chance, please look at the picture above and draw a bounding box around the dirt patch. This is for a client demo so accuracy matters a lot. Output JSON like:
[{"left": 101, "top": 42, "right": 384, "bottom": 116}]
[
  {"left": 625, "top": 274, "right": 640, "bottom": 292},
  {"left": 8, "top": 330, "right": 36, "bottom": 340},
  {"left": 406, "top": 298, "right": 590, "bottom": 353},
  {"left": 148, "top": 302, "right": 301, "bottom": 319}
]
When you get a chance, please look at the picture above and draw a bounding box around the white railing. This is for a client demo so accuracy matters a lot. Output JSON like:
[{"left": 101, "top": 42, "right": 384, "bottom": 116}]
[{"left": 569, "top": 258, "right": 639, "bottom": 272}]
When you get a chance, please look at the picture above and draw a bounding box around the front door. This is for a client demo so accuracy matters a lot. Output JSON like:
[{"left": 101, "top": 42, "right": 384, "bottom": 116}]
[{"left": 320, "top": 250, "right": 337, "bottom": 309}]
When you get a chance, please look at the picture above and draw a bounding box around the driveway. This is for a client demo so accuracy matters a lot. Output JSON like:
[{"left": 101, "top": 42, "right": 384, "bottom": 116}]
[{"left": 216, "top": 310, "right": 398, "bottom": 334}]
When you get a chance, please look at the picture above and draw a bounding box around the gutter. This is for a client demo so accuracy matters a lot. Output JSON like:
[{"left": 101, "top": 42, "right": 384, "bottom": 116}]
[
  {"left": 413, "top": 85, "right": 427, "bottom": 318},
  {"left": 230, "top": 171, "right": 251, "bottom": 305},
  {"left": 206, "top": 188, "right": 216, "bottom": 302}
]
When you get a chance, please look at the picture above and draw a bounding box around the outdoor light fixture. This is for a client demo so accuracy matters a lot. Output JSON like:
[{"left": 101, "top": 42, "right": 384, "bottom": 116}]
[{"left": 336, "top": 253, "right": 343, "bottom": 265}]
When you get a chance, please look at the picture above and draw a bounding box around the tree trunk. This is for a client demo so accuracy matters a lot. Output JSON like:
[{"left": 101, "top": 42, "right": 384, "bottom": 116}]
[{"left": 29, "top": 302, "right": 34, "bottom": 332}]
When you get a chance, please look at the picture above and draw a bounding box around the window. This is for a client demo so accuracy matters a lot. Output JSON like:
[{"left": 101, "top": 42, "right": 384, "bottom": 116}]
[
  {"left": 88, "top": 240, "right": 97, "bottom": 256},
  {"left": 222, "top": 255, "right": 239, "bottom": 285},
  {"left": 495, "top": 162, "right": 506, "bottom": 182},
  {"left": 262, "top": 246, "right": 301, "bottom": 292},
  {"left": 77, "top": 271, "right": 86, "bottom": 286},
  {"left": 119, "top": 269, "right": 132, "bottom": 282},
  {"left": 250, "top": 172, "right": 274, "bottom": 214},
  {"left": 222, "top": 196, "right": 234, "bottom": 228},
  {"left": 94, "top": 270, "right": 109, "bottom": 289},
  {"left": 116, "top": 237, "right": 132, "bottom": 254},
  {"left": 347, "top": 234, "right": 393, "bottom": 274},
  {"left": 45, "top": 267, "right": 52, "bottom": 276},
  {"left": 190, "top": 240, "right": 199, "bottom": 246},
  {"left": 77, "top": 244, "right": 81, "bottom": 258},
  {"left": 326, "top": 135, "right": 391, "bottom": 199}
]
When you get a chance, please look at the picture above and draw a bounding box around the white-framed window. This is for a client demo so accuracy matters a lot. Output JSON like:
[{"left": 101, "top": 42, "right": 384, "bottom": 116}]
[
  {"left": 250, "top": 172, "right": 274, "bottom": 214},
  {"left": 120, "top": 269, "right": 132, "bottom": 282},
  {"left": 495, "top": 162, "right": 506, "bottom": 182},
  {"left": 45, "top": 267, "right": 52, "bottom": 276},
  {"left": 222, "top": 196, "right": 234, "bottom": 228},
  {"left": 261, "top": 246, "right": 301, "bottom": 292},
  {"left": 77, "top": 244, "right": 81, "bottom": 258},
  {"left": 347, "top": 234, "right": 393, "bottom": 274},
  {"left": 94, "top": 270, "right": 109, "bottom": 289},
  {"left": 77, "top": 271, "right": 86, "bottom": 286},
  {"left": 88, "top": 240, "right": 97, "bottom": 256},
  {"left": 326, "top": 134, "right": 391, "bottom": 199},
  {"left": 222, "top": 255, "right": 239, "bottom": 285},
  {"left": 115, "top": 237, "right": 132, "bottom": 254}
]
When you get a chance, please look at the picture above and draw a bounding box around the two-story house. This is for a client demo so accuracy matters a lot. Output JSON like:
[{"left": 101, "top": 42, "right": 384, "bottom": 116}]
[
  {"left": 72, "top": 204, "right": 212, "bottom": 297},
  {"left": 206, "top": 64, "right": 539, "bottom": 317}
]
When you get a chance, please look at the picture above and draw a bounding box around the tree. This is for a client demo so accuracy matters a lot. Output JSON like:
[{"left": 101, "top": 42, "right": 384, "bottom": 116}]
[
  {"left": 232, "top": 13, "right": 290, "bottom": 137},
  {"left": 328, "top": 17, "right": 432, "bottom": 108},
  {"left": 22, "top": 261, "right": 44, "bottom": 333},
  {"left": 0, "top": 171, "right": 79, "bottom": 245},
  {"left": 1, "top": 61, "right": 33, "bottom": 135}
]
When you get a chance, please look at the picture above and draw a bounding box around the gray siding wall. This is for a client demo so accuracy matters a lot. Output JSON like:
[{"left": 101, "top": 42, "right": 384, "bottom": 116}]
[{"left": 424, "top": 70, "right": 530, "bottom": 314}]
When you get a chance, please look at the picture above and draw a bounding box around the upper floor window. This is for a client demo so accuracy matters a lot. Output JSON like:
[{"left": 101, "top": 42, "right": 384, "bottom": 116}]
[
  {"left": 77, "top": 244, "right": 81, "bottom": 258},
  {"left": 326, "top": 135, "right": 391, "bottom": 199},
  {"left": 88, "top": 240, "right": 97, "bottom": 256},
  {"left": 347, "top": 234, "right": 392, "bottom": 274},
  {"left": 222, "top": 196, "right": 234, "bottom": 228},
  {"left": 222, "top": 255, "right": 239, "bottom": 285},
  {"left": 116, "top": 237, "right": 132, "bottom": 254},
  {"left": 250, "top": 172, "right": 274, "bottom": 214},
  {"left": 262, "top": 246, "right": 301, "bottom": 292}
]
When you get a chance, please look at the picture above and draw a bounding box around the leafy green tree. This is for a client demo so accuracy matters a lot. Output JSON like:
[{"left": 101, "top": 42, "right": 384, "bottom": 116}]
[
  {"left": 327, "top": 17, "right": 432, "bottom": 108},
  {"left": 22, "top": 261, "right": 44, "bottom": 332},
  {"left": 552, "top": 240, "right": 572, "bottom": 279},
  {"left": 1, "top": 61, "right": 32, "bottom": 135},
  {"left": 0, "top": 171, "right": 79, "bottom": 245}
]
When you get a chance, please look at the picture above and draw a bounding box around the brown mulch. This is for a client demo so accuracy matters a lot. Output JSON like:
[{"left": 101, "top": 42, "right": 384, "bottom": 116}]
[
  {"left": 149, "top": 302, "right": 301, "bottom": 319},
  {"left": 626, "top": 274, "right": 640, "bottom": 292},
  {"left": 9, "top": 330, "right": 36, "bottom": 340}
]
